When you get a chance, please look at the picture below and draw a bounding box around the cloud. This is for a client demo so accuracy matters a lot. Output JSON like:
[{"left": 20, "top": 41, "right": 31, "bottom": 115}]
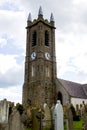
[
  {"left": 0, "top": 9, "right": 26, "bottom": 49},
  {"left": 0, "top": 86, "right": 22, "bottom": 103},
  {"left": 56, "top": 29, "right": 87, "bottom": 83},
  {"left": 0, "top": 37, "right": 7, "bottom": 48},
  {"left": 0, "top": 67, "right": 23, "bottom": 87},
  {"left": 0, "top": 54, "right": 24, "bottom": 87}
]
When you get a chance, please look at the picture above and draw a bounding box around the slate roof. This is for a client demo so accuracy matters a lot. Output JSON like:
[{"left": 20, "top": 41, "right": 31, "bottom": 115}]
[{"left": 58, "top": 79, "right": 87, "bottom": 99}]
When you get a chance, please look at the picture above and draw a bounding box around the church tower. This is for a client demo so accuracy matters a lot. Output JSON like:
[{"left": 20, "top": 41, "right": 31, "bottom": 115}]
[{"left": 22, "top": 7, "right": 57, "bottom": 107}]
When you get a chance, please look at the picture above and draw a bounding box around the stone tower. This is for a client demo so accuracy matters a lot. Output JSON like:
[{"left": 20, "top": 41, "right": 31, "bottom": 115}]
[{"left": 22, "top": 7, "right": 57, "bottom": 107}]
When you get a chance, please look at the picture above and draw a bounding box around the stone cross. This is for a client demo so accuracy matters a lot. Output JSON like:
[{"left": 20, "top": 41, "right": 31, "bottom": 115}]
[{"left": 54, "top": 100, "right": 64, "bottom": 130}]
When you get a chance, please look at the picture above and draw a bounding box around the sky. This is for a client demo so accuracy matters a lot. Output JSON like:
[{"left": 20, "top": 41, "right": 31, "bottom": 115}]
[{"left": 0, "top": 0, "right": 87, "bottom": 104}]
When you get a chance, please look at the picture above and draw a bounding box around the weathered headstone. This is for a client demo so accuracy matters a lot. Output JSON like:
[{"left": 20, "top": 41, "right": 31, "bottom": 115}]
[
  {"left": 81, "top": 102, "right": 87, "bottom": 130},
  {"left": 32, "top": 108, "right": 39, "bottom": 130},
  {"left": 7, "top": 108, "right": 26, "bottom": 130},
  {"left": 76, "top": 104, "right": 79, "bottom": 115},
  {"left": 66, "top": 103, "right": 73, "bottom": 130},
  {"left": 51, "top": 104, "right": 55, "bottom": 126},
  {"left": 36, "top": 110, "right": 44, "bottom": 130},
  {"left": 43, "top": 103, "right": 52, "bottom": 129},
  {"left": 54, "top": 100, "right": 64, "bottom": 130},
  {"left": 0, "top": 99, "right": 9, "bottom": 123}
]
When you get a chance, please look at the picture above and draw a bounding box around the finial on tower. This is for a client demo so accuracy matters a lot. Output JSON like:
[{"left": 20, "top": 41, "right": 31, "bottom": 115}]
[
  {"left": 38, "top": 6, "right": 43, "bottom": 17},
  {"left": 27, "top": 13, "right": 32, "bottom": 22},
  {"left": 50, "top": 13, "right": 54, "bottom": 22}
]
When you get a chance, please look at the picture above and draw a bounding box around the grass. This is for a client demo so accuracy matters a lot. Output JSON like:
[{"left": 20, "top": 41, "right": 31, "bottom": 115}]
[
  {"left": 26, "top": 120, "right": 82, "bottom": 130},
  {"left": 64, "top": 120, "right": 82, "bottom": 130},
  {"left": 73, "top": 120, "right": 82, "bottom": 129}
]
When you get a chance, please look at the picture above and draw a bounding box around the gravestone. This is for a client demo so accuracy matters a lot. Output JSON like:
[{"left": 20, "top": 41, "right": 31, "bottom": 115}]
[
  {"left": 0, "top": 99, "right": 9, "bottom": 123},
  {"left": 66, "top": 103, "right": 73, "bottom": 130},
  {"left": 51, "top": 104, "right": 55, "bottom": 126},
  {"left": 43, "top": 103, "right": 52, "bottom": 129},
  {"left": 54, "top": 100, "right": 64, "bottom": 130},
  {"left": 32, "top": 108, "right": 39, "bottom": 130},
  {"left": 81, "top": 103, "right": 87, "bottom": 130},
  {"left": 76, "top": 104, "right": 79, "bottom": 115},
  {"left": 7, "top": 108, "right": 26, "bottom": 130}
]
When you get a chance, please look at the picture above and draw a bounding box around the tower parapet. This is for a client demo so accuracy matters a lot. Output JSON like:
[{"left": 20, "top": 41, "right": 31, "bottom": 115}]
[{"left": 27, "top": 7, "right": 55, "bottom": 29}]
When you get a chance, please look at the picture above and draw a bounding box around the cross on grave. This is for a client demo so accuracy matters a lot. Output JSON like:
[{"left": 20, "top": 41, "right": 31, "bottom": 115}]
[{"left": 36, "top": 111, "right": 44, "bottom": 130}]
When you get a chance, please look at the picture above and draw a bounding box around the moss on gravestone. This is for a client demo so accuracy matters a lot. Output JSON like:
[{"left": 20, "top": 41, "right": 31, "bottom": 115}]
[{"left": 32, "top": 109, "right": 39, "bottom": 130}]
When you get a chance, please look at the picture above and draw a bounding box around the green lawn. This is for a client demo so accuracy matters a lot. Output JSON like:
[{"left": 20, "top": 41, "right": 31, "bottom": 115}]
[
  {"left": 26, "top": 120, "right": 82, "bottom": 130},
  {"left": 64, "top": 120, "right": 82, "bottom": 130},
  {"left": 73, "top": 120, "right": 82, "bottom": 129}
]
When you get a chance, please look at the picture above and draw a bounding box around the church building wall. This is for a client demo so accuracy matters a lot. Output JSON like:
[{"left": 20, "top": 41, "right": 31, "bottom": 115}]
[
  {"left": 56, "top": 79, "right": 70, "bottom": 105},
  {"left": 71, "top": 97, "right": 87, "bottom": 107}
]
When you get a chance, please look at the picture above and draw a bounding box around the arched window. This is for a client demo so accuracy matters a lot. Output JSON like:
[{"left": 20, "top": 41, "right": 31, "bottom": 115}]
[
  {"left": 32, "top": 31, "right": 37, "bottom": 46},
  {"left": 57, "top": 92, "right": 63, "bottom": 105},
  {"left": 45, "top": 30, "right": 49, "bottom": 46}
]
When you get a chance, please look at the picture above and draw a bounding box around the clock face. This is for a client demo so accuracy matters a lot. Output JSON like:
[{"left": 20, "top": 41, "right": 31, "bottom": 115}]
[
  {"left": 45, "top": 52, "right": 50, "bottom": 60},
  {"left": 31, "top": 52, "right": 36, "bottom": 60}
]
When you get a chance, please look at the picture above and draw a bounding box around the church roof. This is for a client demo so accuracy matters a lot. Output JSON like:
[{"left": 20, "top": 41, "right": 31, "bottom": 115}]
[{"left": 58, "top": 79, "right": 87, "bottom": 99}]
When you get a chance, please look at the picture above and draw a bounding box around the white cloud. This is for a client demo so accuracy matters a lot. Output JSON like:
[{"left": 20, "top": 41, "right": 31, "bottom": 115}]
[
  {"left": 73, "top": 0, "right": 87, "bottom": 5},
  {"left": 0, "top": 86, "right": 22, "bottom": 104},
  {"left": 0, "top": 54, "right": 19, "bottom": 73},
  {"left": 0, "top": 37, "right": 7, "bottom": 47},
  {"left": 0, "top": 0, "right": 20, "bottom": 6},
  {"left": 0, "top": 9, "right": 26, "bottom": 49},
  {"left": 56, "top": 28, "right": 87, "bottom": 83},
  {"left": 0, "top": 54, "right": 24, "bottom": 87},
  {"left": 73, "top": 54, "right": 87, "bottom": 74}
]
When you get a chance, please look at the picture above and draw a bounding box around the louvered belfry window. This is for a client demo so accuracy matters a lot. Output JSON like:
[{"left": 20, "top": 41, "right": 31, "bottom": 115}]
[
  {"left": 45, "top": 30, "right": 49, "bottom": 46},
  {"left": 32, "top": 31, "right": 37, "bottom": 46}
]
